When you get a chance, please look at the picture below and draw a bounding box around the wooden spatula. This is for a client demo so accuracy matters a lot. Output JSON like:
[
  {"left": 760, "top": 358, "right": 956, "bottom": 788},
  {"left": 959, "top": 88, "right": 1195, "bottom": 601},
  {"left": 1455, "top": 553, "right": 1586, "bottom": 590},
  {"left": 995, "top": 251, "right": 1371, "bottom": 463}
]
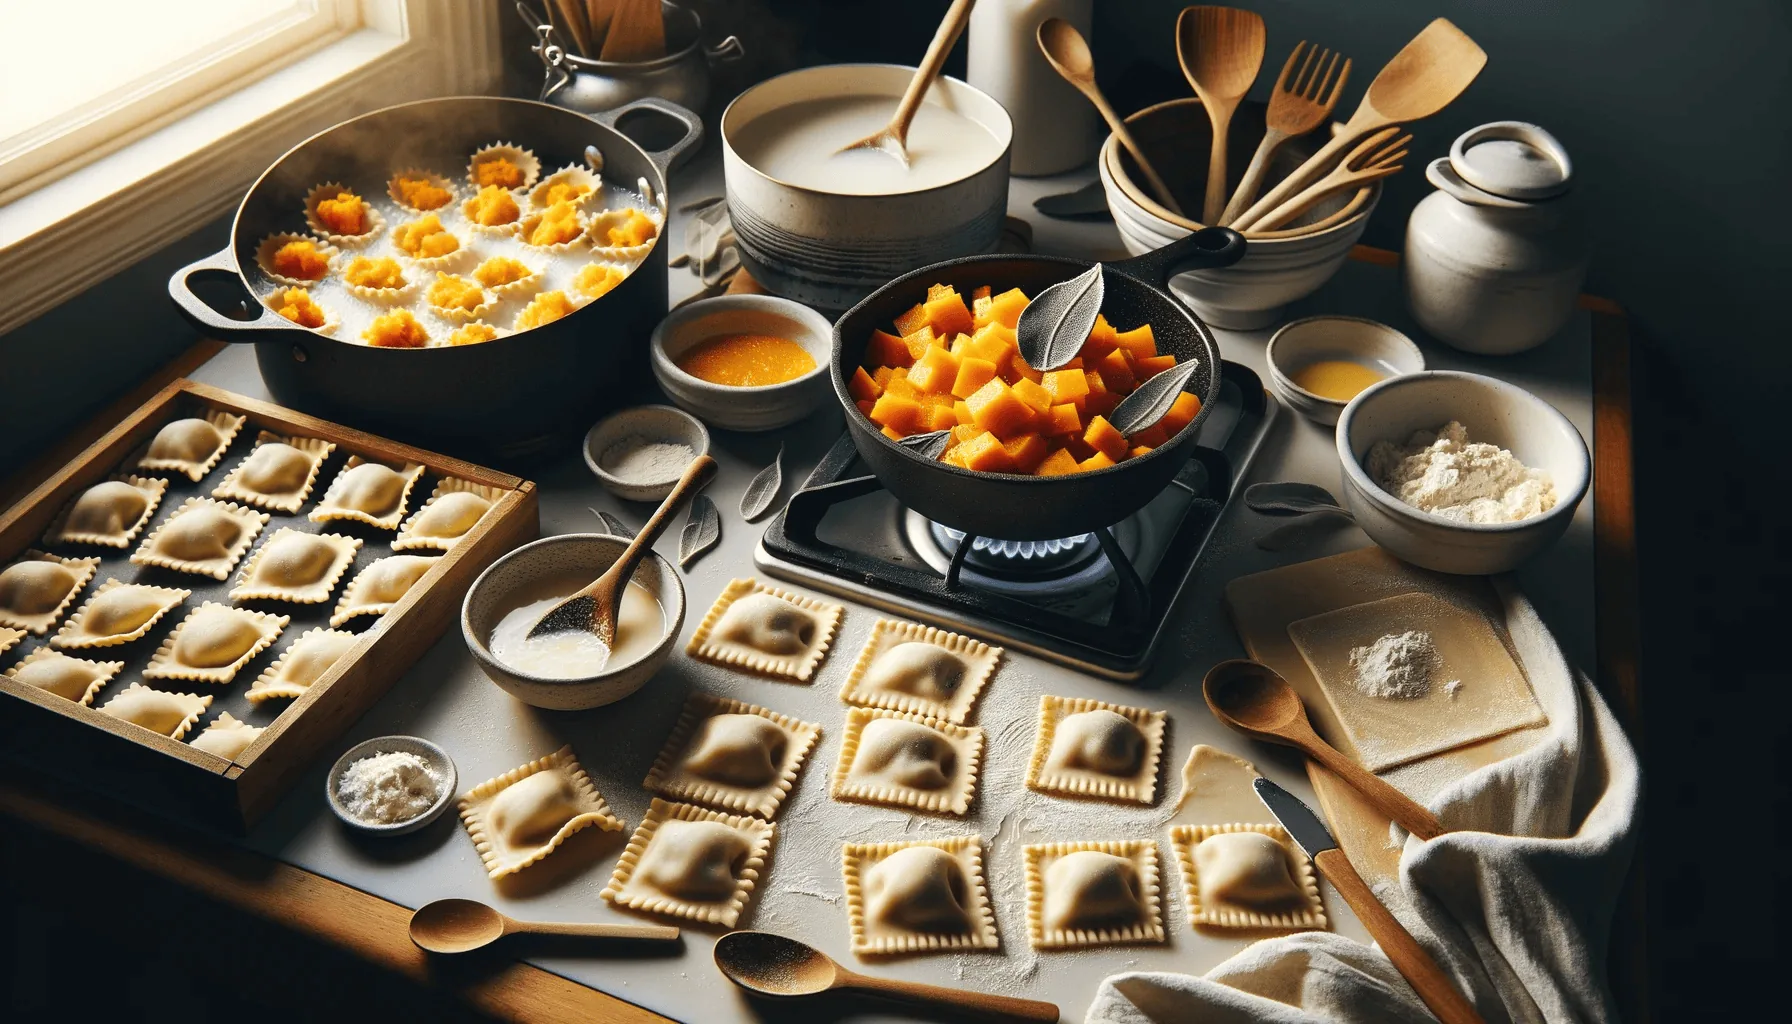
[
  {"left": 1219, "top": 40, "right": 1350, "bottom": 226},
  {"left": 1237, "top": 126, "right": 1409, "bottom": 233},
  {"left": 528, "top": 455, "right": 716, "bottom": 642},
  {"left": 599, "top": 0, "right": 664, "bottom": 63},
  {"left": 1175, "top": 6, "right": 1266, "bottom": 225}
]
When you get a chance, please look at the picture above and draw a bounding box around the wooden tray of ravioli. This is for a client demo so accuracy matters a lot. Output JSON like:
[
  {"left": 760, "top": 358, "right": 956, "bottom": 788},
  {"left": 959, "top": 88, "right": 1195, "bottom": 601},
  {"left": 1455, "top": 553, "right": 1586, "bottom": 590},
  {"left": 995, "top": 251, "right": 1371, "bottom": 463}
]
[
  {"left": 1225, "top": 547, "right": 1550, "bottom": 887},
  {"left": 0, "top": 379, "right": 537, "bottom": 832}
]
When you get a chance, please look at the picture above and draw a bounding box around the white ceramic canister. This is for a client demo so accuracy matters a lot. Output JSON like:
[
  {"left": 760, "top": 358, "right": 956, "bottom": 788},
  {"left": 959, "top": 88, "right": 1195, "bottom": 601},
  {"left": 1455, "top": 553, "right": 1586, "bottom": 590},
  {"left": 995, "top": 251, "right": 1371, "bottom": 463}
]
[
  {"left": 968, "top": 0, "right": 1098, "bottom": 175},
  {"left": 1404, "top": 122, "right": 1589, "bottom": 355}
]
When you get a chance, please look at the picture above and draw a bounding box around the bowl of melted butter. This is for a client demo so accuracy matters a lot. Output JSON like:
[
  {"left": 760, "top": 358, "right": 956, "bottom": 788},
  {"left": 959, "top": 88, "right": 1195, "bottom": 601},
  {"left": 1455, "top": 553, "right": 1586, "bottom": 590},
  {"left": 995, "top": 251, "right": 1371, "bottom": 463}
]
[
  {"left": 1266, "top": 316, "right": 1426, "bottom": 426},
  {"left": 462, "top": 534, "right": 685, "bottom": 710}
]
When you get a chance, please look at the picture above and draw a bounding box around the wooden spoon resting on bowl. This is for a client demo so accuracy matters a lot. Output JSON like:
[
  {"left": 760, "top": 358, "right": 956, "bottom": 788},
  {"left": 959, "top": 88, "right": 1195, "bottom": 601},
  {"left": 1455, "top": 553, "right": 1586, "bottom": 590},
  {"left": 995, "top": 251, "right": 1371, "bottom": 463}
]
[
  {"left": 1203, "top": 658, "right": 1447, "bottom": 840},
  {"left": 409, "top": 898, "right": 678, "bottom": 954},
  {"left": 714, "top": 930, "right": 1059, "bottom": 1022},
  {"left": 1038, "top": 16, "right": 1185, "bottom": 216},
  {"left": 837, "top": 0, "right": 977, "bottom": 166},
  {"left": 1175, "top": 5, "right": 1266, "bottom": 225},
  {"left": 529, "top": 455, "right": 717, "bottom": 641}
]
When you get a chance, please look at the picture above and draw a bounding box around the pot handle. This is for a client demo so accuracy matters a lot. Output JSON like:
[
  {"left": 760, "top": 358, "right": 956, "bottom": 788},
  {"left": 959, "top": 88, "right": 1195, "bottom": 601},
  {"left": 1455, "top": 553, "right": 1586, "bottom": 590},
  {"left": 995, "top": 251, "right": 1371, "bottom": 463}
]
[
  {"left": 1109, "top": 226, "right": 1247, "bottom": 288},
  {"left": 168, "top": 246, "right": 291, "bottom": 337},
  {"left": 588, "top": 96, "right": 705, "bottom": 179},
  {"left": 705, "top": 35, "right": 744, "bottom": 65}
]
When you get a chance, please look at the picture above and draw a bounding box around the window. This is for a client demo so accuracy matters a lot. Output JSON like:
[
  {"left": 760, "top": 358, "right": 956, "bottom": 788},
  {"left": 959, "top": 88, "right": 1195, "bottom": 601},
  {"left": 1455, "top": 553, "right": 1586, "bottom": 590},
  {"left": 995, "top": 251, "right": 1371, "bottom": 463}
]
[{"left": 0, "top": 1, "right": 359, "bottom": 200}]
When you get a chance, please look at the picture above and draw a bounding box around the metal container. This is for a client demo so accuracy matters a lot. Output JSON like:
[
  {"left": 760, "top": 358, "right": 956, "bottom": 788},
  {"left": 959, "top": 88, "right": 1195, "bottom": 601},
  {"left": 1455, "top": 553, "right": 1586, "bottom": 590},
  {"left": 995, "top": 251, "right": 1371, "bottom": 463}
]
[
  {"left": 166, "top": 96, "right": 702, "bottom": 463},
  {"left": 520, "top": 1, "right": 741, "bottom": 116}
]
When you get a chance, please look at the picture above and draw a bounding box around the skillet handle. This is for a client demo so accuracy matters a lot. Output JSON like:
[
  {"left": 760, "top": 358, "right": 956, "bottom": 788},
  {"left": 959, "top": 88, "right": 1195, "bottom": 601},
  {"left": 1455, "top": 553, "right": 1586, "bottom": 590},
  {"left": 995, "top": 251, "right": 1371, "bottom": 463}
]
[
  {"left": 1109, "top": 226, "right": 1246, "bottom": 288},
  {"left": 167, "top": 247, "right": 292, "bottom": 337},
  {"left": 588, "top": 97, "right": 706, "bottom": 180}
]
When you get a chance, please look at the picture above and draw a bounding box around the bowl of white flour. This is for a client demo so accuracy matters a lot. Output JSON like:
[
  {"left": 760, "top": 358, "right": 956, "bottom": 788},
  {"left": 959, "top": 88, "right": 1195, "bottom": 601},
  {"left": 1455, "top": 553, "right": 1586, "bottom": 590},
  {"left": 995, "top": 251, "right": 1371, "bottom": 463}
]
[{"left": 1336, "top": 370, "right": 1589, "bottom": 574}]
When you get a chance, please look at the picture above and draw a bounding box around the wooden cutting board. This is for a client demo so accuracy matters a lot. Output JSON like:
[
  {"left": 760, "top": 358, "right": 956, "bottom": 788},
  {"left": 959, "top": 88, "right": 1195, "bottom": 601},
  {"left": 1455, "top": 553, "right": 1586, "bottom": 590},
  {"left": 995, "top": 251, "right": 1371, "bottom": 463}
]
[{"left": 1224, "top": 547, "right": 1549, "bottom": 885}]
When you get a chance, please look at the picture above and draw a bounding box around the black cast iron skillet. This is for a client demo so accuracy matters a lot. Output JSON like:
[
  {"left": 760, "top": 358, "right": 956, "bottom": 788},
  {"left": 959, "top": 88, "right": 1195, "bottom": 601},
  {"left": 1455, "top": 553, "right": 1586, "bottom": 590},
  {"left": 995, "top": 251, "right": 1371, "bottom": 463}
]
[
  {"left": 831, "top": 227, "right": 1245, "bottom": 541},
  {"left": 168, "top": 96, "right": 702, "bottom": 463}
]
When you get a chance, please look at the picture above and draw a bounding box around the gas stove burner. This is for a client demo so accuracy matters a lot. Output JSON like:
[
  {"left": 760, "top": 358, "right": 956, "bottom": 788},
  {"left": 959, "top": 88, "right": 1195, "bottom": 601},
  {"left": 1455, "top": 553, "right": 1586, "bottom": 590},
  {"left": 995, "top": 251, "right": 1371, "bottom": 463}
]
[{"left": 933, "top": 525, "right": 1097, "bottom": 576}]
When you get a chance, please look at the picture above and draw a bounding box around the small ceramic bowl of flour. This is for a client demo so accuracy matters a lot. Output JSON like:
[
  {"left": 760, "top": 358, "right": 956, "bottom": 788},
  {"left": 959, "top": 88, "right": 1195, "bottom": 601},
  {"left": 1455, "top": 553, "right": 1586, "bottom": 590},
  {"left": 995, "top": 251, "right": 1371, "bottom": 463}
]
[
  {"left": 1336, "top": 370, "right": 1589, "bottom": 575},
  {"left": 326, "top": 735, "right": 457, "bottom": 836},
  {"left": 582, "top": 405, "right": 711, "bottom": 502}
]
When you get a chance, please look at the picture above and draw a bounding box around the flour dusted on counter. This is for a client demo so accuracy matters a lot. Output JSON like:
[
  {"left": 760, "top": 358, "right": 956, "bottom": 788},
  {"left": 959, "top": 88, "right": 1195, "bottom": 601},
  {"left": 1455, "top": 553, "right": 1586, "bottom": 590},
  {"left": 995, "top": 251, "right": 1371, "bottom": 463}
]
[
  {"left": 1365, "top": 420, "right": 1557, "bottom": 523},
  {"left": 1349, "top": 630, "right": 1438, "bottom": 699},
  {"left": 338, "top": 751, "right": 443, "bottom": 825}
]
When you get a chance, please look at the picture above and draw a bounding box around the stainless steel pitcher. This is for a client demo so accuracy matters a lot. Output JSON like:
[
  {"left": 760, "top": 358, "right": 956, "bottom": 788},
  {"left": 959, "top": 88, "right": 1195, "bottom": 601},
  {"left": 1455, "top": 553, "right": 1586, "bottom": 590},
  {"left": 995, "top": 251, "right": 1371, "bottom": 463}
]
[{"left": 517, "top": 1, "right": 742, "bottom": 116}]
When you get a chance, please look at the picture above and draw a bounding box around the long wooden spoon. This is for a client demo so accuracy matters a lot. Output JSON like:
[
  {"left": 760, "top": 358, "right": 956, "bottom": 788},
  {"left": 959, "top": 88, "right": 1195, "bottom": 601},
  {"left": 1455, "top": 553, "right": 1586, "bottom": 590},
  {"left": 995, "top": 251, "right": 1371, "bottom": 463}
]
[
  {"left": 528, "top": 455, "right": 716, "bottom": 640},
  {"left": 1203, "top": 659, "right": 1446, "bottom": 840},
  {"left": 838, "top": 0, "right": 977, "bottom": 166},
  {"left": 1038, "top": 16, "right": 1185, "bottom": 216},
  {"left": 714, "top": 930, "right": 1059, "bottom": 1022},
  {"left": 1237, "top": 126, "right": 1410, "bottom": 233},
  {"left": 1219, "top": 40, "right": 1351, "bottom": 225},
  {"left": 1175, "top": 6, "right": 1266, "bottom": 224},
  {"left": 1229, "top": 17, "right": 1486, "bottom": 229},
  {"left": 409, "top": 898, "right": 679, "bottom": 954}
]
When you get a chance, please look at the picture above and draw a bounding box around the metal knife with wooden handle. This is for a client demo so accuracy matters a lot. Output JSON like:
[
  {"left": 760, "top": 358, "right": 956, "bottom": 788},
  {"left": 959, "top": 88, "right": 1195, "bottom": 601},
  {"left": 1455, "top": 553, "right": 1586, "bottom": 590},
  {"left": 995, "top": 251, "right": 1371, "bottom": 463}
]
[{"left": 1254, "top": 777, "right": 1488, "bottom": 1024}]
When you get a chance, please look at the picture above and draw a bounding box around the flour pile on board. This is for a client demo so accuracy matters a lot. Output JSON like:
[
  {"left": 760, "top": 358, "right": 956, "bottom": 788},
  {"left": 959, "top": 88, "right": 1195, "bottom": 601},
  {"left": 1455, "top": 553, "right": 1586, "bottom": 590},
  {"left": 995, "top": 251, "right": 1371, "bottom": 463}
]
[{"left": 1348, "top": 630, "right": 1438, "bottom": 699}]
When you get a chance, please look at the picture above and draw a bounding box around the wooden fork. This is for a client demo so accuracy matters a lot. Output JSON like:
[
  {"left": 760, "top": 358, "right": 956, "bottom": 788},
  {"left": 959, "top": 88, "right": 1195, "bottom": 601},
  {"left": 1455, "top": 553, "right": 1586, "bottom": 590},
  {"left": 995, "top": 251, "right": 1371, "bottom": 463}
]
[
  {"left": 1219, "top": 41, "right": 1351, "bottom": 226},
  {"left": 1235, "top": 126, "right": 1408, "bottom": 233}
]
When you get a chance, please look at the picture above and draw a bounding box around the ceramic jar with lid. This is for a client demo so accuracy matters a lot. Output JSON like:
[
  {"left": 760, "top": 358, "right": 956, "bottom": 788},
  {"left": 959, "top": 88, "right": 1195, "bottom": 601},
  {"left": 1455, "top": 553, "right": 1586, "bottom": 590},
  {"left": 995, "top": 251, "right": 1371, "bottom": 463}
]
[{"left": 1404, "top": 122, "right": 1588, "bottom": 355}]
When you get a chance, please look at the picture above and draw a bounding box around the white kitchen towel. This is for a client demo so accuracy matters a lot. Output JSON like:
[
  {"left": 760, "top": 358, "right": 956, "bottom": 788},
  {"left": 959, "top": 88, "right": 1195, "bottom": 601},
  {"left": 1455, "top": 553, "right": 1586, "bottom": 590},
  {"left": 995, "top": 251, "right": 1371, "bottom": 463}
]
[{"left": 1089, "top": 578, "right": 1641, "bottom": 1024}]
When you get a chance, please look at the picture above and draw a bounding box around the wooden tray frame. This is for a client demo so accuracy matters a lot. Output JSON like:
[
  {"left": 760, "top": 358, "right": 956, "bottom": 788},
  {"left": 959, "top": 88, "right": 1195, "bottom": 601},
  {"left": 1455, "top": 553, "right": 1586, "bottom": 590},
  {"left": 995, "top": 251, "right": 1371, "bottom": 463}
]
[{"left": 0, "top": 379, "right": 539, "bottom": 832}]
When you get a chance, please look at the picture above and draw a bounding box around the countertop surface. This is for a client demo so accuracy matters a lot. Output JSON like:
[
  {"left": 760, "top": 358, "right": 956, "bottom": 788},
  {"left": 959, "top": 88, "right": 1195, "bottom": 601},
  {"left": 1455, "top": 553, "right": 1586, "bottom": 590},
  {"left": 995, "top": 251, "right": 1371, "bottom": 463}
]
[{"left": 187, "top": 148, "right": 1598, "bottom": 1024}]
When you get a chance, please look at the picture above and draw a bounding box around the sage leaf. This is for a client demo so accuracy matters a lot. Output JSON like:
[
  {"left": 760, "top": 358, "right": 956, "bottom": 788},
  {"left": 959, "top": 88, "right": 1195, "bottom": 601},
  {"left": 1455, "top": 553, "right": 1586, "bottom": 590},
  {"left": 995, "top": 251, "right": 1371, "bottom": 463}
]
[
  {"left": 896, "top": 429, "right": 954, "bottom": 461},
  {"left": 1111, "top": 359, "right": 1201, "bottom": 436},
  {"left": 1016, "top": 263, "right": 1104, "bottom": 372},
  {"left": 739, "top": 444, "right": 784, "bottom": 522},
  {"left": 678, "top": 494, "right": 720, "bottom": 570},
  {"left": 588, "top": 507, "right": 631, "bottom": 537}
]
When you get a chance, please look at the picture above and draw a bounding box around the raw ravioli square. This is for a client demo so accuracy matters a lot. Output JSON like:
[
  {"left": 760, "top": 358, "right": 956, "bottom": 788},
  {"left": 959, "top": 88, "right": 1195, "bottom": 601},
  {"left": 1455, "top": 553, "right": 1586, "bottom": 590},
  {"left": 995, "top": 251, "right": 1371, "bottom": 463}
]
[
  {"left": 602, "top": 798, "right": 773, "bottom": 928},
  {"left": 686, "top": 578, "right": 842, "bottom": 682},
  {"left": 839, "top": 618, "right": 1001, "bottom": 724},
  {"left": 1025, "top": 695, "right": 1166, "bottom": 804},
  {"left": 0, "top": 549, "right": 99, "bottom": 634},
  {"left": 831, "top": 707, "right": 983, "bottom": 816},
  {"left": 1023, "top": 840, "right": 1165, "bottom": 950},
  {"left": 842, "top": 836, "right": 998, "bottom": 955},
  {"left": 458, "top": 745, "right": 624, "bottom": 880},
  {"left": 641, "top": 692, "right": 821, "bottom": 819},
  {"left": 1170, "top": 823, "right": 1327, "bottom": 933}
]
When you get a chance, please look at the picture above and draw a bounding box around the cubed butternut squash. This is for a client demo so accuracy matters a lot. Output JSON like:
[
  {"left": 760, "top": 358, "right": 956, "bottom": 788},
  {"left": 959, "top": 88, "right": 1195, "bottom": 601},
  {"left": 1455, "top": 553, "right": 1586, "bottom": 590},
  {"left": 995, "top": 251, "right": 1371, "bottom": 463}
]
[
  {"left": 1007, "top": 351, "right": 1044, "bottom": 384},
  {"left": 1046, "top": 403, "right": 1082, "bottom": 435},
  {"left": 893, "top": 302, "right": 929, "bottom": 337},
  {"left": 1084, "top": 415, "right": 1129, "bottom": 462},
  {"left": 881, "top": 425, "right": 905, "bottom": 441},
  {"left": 1062, "top": 435, "right": 1098, "bottom": 462},
  {"left": 866, "top": 329, "right": 913, "bottom": 368},
  {"left": 1002, "top": 433, "right": 1052, "bottom": 474},
  {"left": 950, "top": 356, "right": 999, "bottom": 400},
  {"left": 902, "top": 325, "right": 940, "bottom": 361},
  {"left": 954, "top": 399, "right": 974, "bottom": 425},
  {"left": 1010, "top": 377, "right": 1054, "bottom": 415},
  {"left": 951, "top": 423, "right": 980, "bottom": 446},
  {"left": 1130, "top": 445, "right": 1156, "bottom": 458},
  {"left": 1160, "top": 391, "right": 1203, "bottom": 434},
  {"left": 985, "top": 287, "right": 1029, "bottom": 330},
  {"left": 848, "top": 366, "right": 882, "bottom": 403},
  {"left": 1129, "top": 422, "right": 1169, "bottom": 449},
  {"left": 965, "top": 378, "right": 1036, "bottom": 439},
  {"left": 869, "top": 392, "right": 927, "bottom": 435},
  {"left": 1041, "top": 369, "right": 1090, "bottom": 407},
  {"left": 963, "top": 323, "right": 1017, "bottom": 367},
  {"left": 949, "top": 332, "right": 972, "bottom": 355},
  {"left": 1133, "top": 353, "right": 1177, "bottom": 380},
  {"left": 924, "top": 291, "right": 975, "bottom": 340},
  {"left": 1036, "top": 448, "right": 1081, "bottom": 476},
  {"left": 1114, "top": 323, "right": 1157, "bottom": 359},
  {"left": 1076, "top": 450, "right": 1117, "bottom": 472},
  {"left": 855, "top": 399, "right": 876, "bottom": 416},
  {"left": 928, "top": 404, "right": 960, "bottom": 431},
  {"left": 1097, "top": 348, "right": 1136, "bottom": 394},
  {"left": 873, "top": 365, "right": 894, "bottom": 387},
  {"left": 955, "top": 431, "right": 1011, "bottom": 473},
  {"left": 971, "top": 291, "right": 994, "bottom": 328},
  {"left": 908, "top": 345, "right": 961, "bottom": 394},
  {"left": 927, "top": 283, "right": 958, "bottom": 302},
  {"left": 1083, "top": 370, "right": 1118, "bottom": 417},
  {"left": 971, "top": 284, "right": 992, "bottom": 301},
  {"left": 884, "top": 373, "right": 919, "bottom": 399}
]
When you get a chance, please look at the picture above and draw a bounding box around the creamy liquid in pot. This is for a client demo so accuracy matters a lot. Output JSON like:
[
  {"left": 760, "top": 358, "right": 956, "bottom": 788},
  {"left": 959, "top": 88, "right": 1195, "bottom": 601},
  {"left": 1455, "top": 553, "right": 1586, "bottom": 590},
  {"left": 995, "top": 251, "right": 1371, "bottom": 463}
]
[
  {"left": 488, "top": 579, "right": 663, "bottom": 679},
  {"left": 733, "top": 96, "right": 1001, "bottom": 195}
]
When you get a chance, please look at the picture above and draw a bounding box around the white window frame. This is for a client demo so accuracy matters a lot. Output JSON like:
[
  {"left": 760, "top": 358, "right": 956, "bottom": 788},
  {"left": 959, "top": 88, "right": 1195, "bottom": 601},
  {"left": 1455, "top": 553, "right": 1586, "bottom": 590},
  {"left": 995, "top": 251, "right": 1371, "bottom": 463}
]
[{"left": 0, "top": 0, "right": 503, "bottom": 337}]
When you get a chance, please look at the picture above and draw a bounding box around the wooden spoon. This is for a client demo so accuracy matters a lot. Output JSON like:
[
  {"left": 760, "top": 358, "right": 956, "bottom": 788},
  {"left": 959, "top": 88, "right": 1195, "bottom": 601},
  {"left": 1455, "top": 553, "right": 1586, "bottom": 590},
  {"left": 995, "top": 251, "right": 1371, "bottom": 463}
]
[
  {"left": 837, "top": 0, "right": 977, "bottom": 167},
  {"left": 1202, "top": 659, "right": 1446, "bottom": 840},
  {"left": 1219, "top": 40, "right": 1351, "bottom": 226},
  {"left": 1175, "top": 6, "right": 1266, "bottom": 224},
  {"left": 1229, "top": 17, "right": 1486, "bottom": 229},
  {"left": 1237, "top": 126, "right": 1410, "bottom": 233},
  {"left": 1038, "top": 16, "right": 1185, "bottom": 216},
  {"left": 598, "top": 0, "right": 664, "bottom": 62},
  {"left": 714, "top": 930, "right": 1059, "bottom": 1022},
  {"left": 409, "top": 898, "right": 679, "bottom": 954},
  {"left": 528, "top": 455, "right": 716, "bottom": 641}
]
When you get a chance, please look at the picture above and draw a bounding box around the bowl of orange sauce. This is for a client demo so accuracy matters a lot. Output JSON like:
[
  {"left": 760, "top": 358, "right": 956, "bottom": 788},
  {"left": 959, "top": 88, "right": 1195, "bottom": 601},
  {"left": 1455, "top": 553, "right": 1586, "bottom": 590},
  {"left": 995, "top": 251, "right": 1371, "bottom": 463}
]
[
  {"left": 1265, "top": 315, "right": 1426, "bottom": 426},
  {"left": 651, "top": 294, "right": 835, "bottom": 431}
]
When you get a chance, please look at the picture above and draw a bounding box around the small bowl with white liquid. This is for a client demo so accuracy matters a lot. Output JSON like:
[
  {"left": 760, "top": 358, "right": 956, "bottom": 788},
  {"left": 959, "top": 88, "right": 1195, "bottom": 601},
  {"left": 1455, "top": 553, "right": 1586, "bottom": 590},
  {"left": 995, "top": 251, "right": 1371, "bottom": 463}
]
[
  {"left": 583, "top": 405, "right": 711, "bottom": 502},
  {"left": 461, "top": 534, "right": 686, "bottom": 710}
]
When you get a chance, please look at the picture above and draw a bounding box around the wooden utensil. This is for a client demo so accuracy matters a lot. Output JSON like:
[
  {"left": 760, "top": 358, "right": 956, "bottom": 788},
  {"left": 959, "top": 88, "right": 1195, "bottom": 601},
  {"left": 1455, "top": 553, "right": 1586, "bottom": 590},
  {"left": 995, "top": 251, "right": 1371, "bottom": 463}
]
[
  {"left": 1254, "top": 779, "right": 1487, "bottom": 1024},
  {"left": 1238, "top": 126, "right": 1409, "bottom": 233},
  {"left": 714, "top": 930, "right": 1059, "bottom": 1022},
  {"left": 552, "top": 0, "right": 592, "bottom": 56},
  {"left": 528, "top": 455, "right": 716, "bottom": 640},
  {"left": 1174, "top": 6, "right": 1266, "bottom": 224},
  {"left": 1038, "top": 17, "right": 1184, "bottom": 216},
  {"left": 837, "top": 0, "right": 977, "bottom": 166},
  {"left": 409, "top": 898, "right": 679, "bottom": 953},
  {"left": 1219, "top": 40, "right": 1351, "bottom": 225},
  {"left": 1203, "top": 658, "right": 1447, "bottom": 840},
  {"left": 585, "top": 0, "right": 615, "bottom": 53},
  {"left": 599, "top": 0, "right": 665, "bottom": 62},
  {"left": 1229, "top": 17, "right": 1486, "bottom": 229}
]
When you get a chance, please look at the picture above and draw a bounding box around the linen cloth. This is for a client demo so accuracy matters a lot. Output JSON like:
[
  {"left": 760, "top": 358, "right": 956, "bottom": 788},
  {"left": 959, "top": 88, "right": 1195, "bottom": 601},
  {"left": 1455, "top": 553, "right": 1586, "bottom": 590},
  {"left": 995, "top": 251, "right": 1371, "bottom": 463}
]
[{"left": 1090, "top": 578, "right": 1641, "bottom": 1024}]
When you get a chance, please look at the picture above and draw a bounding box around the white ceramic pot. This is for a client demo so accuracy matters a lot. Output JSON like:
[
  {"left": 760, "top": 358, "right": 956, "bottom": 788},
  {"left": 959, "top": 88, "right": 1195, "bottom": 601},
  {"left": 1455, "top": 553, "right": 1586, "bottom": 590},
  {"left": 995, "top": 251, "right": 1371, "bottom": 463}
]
[
  {"left": 1404, "top": 122, "right": 1589, "bottom": 355},
  {"left": 1336, "top": 371, "right": 1589, "bottom": 575},
  {"left": 721, "top": 64, "right": 1013, "bottom": 311}
]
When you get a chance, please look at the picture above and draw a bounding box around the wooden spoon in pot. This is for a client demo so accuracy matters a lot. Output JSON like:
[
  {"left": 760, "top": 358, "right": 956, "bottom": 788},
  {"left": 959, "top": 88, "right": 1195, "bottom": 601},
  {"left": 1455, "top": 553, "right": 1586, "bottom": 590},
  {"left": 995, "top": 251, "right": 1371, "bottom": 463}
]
[
  {"left": 1203, "top": 659, "right": 1446, "bottom": 840},
  {"left": 1175, "top": 6, "right": 1266, "bottom": 225},
  {"left": 1038, "top": 16, "right": 1185, "bottom": 216},
  {"left": 409, "top": 898, "right": 679, "bottom": 954},
  {"left": 837, "top": 0, "right": 977, "bottom": 167},
  {"left": 715, "top": 930, "right": 1059, "bottom": 1022},
  {"left": 528, "top": 455, "right": 717, "bottom": 641},
  {"left": 1229, "top": 17, "right": 1486, "bottom": 229}
]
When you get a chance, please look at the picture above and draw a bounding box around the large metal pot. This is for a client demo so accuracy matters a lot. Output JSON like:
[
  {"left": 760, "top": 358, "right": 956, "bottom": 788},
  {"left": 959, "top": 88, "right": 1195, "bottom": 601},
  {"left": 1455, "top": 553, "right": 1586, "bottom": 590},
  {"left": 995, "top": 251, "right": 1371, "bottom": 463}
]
[
  {"left": 520, "top": 0, "right": 743, "bottom": 116},
  {"left": 168, "top": 96, "right": 701, "bottom": 462},
  {"left": 831, "top": 229, "right": 1246, "bottom": 541}
]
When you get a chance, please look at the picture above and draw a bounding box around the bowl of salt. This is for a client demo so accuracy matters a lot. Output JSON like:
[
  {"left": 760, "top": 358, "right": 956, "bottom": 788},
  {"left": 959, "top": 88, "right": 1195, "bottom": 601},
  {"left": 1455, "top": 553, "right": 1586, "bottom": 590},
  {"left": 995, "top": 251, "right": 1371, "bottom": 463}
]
[
  {"left": 327, "top": 735, "right": 458, "bottom": 836},
  {"left": 583, "top": 405, "right": 712, "bottom": 502}
]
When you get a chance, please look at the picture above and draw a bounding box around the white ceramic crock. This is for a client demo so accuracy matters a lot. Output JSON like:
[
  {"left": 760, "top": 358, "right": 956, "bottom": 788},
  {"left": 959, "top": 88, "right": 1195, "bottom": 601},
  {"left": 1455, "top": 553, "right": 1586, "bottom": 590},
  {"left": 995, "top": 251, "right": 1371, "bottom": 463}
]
[
  {"left": 1404, "top": 122, "right": 1589, "bottom": 355},
  {"left": 721, "top": 64, "right": 1013, "bottom": 311}
]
